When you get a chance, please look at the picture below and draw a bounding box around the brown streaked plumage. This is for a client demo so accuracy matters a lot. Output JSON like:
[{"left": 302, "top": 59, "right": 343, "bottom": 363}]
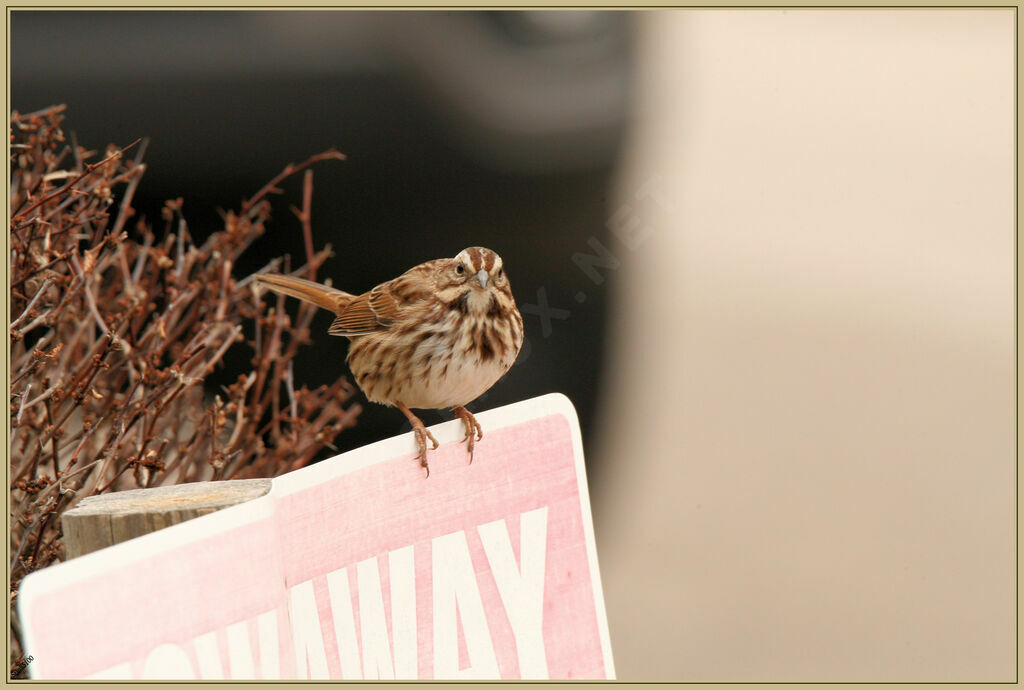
[{"left": 255, "top": 247, "right": 524, "bottom": 476}]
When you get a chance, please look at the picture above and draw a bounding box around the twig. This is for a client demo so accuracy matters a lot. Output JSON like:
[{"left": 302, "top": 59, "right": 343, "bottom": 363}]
[
  {"left": 10, "top": 277, "right": 54, "bottom": 331},
  {"left": 10, "top": 104, "right": 67, "bottom": 123},
  {"left": 9, "top": 508, "right": 50, "bottom": 579},
  {"left": 70, "top": 253, "right": 128, "bottom": 354},
  {"left": 13, "top": 139, "right": 141, "bottom": 223},
  {"left": 290, "top": 169, "right": 318, "bottom": 281},
  {"left": 286, "top": 361, "right": 299, "bottom": 442},
  {"left": 9, "top": 249, "right": 74, "bottom": 290},
  {"left": 14, "top": 385, "right": 32, "bottom": 430},
  {"left": 45, "top": 398, "right": 61, "bottom": 477},
  {"left": 19, "top": 384, "right": 61, "bottom": 415},
  {"left": 130, "top": 230, "right": 154, "bottom": 285},
  {"left": 109, "top": 139, "right": 149, "bottom": 237},
  {"left": 240, "top": 149, "right": 345, "bottom": 220}
]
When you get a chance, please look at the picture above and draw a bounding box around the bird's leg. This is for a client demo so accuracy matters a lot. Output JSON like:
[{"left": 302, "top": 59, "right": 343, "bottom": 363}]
[
  {"left": 395, "top": 401, "right": 439, "bottom": 477},
  {"left": 452, "top": 405, "right": 483, "bottom": 464}
]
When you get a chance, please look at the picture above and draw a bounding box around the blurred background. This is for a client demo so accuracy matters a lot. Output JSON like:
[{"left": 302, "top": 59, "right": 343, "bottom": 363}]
[
  {"left": 11, "top": 9, "right": 1015, "bottom": 681},
  {"left": 11, "top": 9, "right": 633, "bottom": 485}
]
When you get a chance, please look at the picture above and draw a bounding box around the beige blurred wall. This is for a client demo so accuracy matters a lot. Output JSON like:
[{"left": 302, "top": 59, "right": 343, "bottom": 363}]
[{"left": 593, "top": 10, "right": 1013, "bottom": 681}]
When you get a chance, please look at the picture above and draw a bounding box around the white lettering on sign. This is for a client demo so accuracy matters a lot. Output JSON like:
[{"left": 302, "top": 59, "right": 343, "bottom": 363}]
[
  {"left": 193, "top": 631, "right": 223, "bottom": 679},
  {"left": 288, "top": 581, "right": 329, "bottom": 679},
  {"left": 326, "top": 566, "right": 361, "bottom": 678},
  {"left": 85, "top": 662, "right": 132, "bottom": 679},
  {"left": 225, "top": 620, "right": 254, "bottom": 678},
  {"left": 257, "top": 608, "right": 281, "bottom": 678},
  {"left": 432, "top": 529, "right": 501, "bottom": 679},
  {"left": 389, "top": 545, "right": 418, "bottom": 679},
  {"left": 80, "top": 509, "right": 549, "bottom": 680},
  {"left": 478, "top": 506, "right": 549, "bottom": 678},
  {"left": 141, "top": 642, "right": 195, "bottom": 679},
  {"left": 355, "top": 556, "right": 394, "bottom": 679}
]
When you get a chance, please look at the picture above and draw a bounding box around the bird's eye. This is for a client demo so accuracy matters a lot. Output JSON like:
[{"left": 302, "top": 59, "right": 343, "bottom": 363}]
[{"left": 456, "top": 265, "right": 464, "bottom": 275}]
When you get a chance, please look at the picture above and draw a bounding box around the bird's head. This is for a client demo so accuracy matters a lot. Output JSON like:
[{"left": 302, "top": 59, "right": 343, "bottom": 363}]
[
  {"left": 436, "top": 247, "right": 514, "bottom": 313},
  {"left": 450, "top": 247, "right": 507, "bottom": 289}
]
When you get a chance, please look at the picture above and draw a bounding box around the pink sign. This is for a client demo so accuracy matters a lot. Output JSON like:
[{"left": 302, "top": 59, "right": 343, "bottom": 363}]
[{"left": 18, "top": 394, "right": 615, "bottom": 680}]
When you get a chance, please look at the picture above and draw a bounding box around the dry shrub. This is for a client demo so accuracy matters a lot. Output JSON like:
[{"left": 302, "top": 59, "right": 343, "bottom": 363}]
[{"left": 8, "top": 105, "right": 360, "bottom": 672}]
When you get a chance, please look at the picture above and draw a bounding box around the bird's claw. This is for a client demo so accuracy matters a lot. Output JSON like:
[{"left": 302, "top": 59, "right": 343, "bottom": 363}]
[
  {"left": 412, "top": 425, "right": 439, "bottom": 477},
  {"left": 453, "top": 406, "right": 483, "bottom": 464},
  {"left": 396, "top": 402, "right": 439, "bottom": 478}
]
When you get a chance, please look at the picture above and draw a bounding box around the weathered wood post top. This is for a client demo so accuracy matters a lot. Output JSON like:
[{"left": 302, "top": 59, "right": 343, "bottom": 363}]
[{"left": 61, "top": 479, "right": 272, "bottom": 560}]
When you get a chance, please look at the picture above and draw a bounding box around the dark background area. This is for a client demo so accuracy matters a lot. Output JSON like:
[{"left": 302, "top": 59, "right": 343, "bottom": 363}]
[{"left": 11, "top": 10, "right": 635, "bottom": 488}]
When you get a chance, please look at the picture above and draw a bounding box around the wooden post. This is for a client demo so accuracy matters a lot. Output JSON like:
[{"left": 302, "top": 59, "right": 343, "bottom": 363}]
[{"left": 61, "top": 479, "right": 272, "bottom": 560}]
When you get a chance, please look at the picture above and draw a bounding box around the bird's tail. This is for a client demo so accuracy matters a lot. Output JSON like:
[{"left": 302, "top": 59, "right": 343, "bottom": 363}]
[{"left": 255, "top": 273, "right": 354, "bottom": 314}]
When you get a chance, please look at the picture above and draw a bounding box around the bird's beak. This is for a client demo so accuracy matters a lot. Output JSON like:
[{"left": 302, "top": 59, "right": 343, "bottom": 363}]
[{"left": 476, "top": 269, "right": 489, "bottom": 288}]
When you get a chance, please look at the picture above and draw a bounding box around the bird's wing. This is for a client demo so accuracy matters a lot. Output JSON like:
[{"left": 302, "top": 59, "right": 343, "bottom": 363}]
[
  {"left": 327, "top": 264, "right": 435, "bottom": 337},
  {"left": 328, "top": 287, "right": 395, "bottom": 336}
]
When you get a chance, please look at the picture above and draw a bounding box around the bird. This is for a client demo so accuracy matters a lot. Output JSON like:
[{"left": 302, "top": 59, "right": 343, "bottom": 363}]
[{"left": 255, "top": 246, "right": 524, "bottom": 476}]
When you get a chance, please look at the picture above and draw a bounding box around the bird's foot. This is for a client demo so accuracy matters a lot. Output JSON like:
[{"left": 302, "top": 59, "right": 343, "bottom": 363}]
[
  {"left": 452, "top": 405, "right": 483, "bottom": 464},
  {"left": 413, "top": 424, "right": 440, "bottom": 477},
  {"left": 396, "top": 402, "right": 438, "bottom": 477}
]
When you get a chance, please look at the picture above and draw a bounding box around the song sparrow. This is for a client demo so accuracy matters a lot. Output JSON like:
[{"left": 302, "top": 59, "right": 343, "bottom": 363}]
[{"left": 255, "top": 247, "right": 524, "bottom": 476}]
